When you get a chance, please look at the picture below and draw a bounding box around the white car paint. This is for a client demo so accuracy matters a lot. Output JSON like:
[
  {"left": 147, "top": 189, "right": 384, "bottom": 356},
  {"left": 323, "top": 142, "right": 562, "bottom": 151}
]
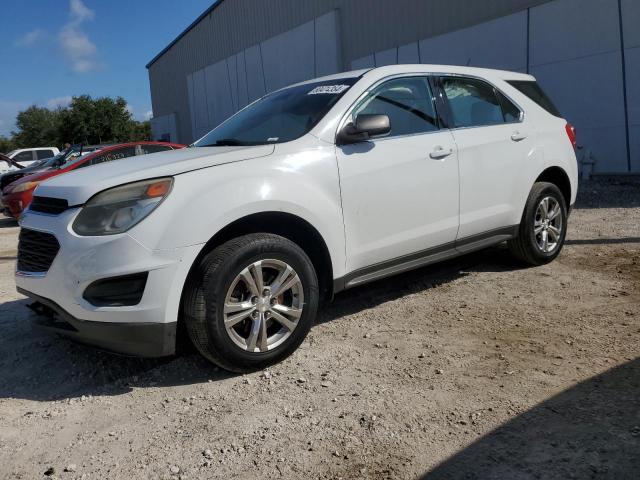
[
  {"left": 0, "top": 158, "right": 20, "bottom": 175},
  {"left": 15, "top": 64, "right": 578, "bottom": 352},
  {"left": 7, "top": 147, "right": 60, "bottom": 167}
]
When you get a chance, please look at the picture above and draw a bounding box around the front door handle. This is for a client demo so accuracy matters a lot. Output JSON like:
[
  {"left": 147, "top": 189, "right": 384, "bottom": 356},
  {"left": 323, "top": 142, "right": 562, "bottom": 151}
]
[
  {"left": 430, "top": 146, "right": 453, "bottom": 160},
  {"left": 511, "top": 131, "right": 527, "bottom": 142}
]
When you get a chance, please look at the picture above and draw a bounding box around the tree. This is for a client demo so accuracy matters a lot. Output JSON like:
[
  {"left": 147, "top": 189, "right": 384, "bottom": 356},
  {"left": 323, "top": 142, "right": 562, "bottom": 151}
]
[
  {"left": 130, "top": 121, "right": 151, "bottom": 141},
  {"left": 0, "top": 135, "right": 15, "bottom": 154},
  {"left": 7, "top": 94, "right": 151, "bottom": 148},
  {"left": 12, "top": 106, "right": 59, "bottom": 148}
]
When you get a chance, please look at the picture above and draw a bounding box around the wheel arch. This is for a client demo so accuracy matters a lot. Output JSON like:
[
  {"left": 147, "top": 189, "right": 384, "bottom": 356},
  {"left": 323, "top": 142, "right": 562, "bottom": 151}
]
[
  {"left": 179, "top": 211, "right": 335, "bottom": 314},
  {"left": 535, "top": 166, "right": 572, "bottom": 209}
]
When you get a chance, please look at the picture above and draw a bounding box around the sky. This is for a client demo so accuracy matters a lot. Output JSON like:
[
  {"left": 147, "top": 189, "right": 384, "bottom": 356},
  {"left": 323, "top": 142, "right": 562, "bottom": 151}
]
[{"left": 0, "top": 0, "right": 214, "bottom": 136}]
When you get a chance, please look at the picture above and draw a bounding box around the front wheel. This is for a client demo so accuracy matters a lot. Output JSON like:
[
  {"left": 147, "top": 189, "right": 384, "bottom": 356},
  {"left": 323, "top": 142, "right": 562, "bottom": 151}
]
[
  {"left": 508, "top": 182, "right": 568, "bottom": 266},
  {"left": 182, "top": 233, "right": 319, "bottom": 372}
]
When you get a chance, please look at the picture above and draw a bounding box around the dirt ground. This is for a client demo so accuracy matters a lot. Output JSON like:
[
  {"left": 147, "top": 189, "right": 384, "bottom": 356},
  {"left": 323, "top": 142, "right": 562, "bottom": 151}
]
[{"left": 1, "top": 177, "right": 639, "bottom": 480}]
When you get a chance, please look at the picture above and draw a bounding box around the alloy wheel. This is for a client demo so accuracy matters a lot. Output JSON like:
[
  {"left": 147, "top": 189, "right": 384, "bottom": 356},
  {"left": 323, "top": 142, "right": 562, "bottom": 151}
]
[
  {"left": 534, "top": 196, "right": 563, "bottom": 253},
  {"left": 223, "top": 259, "right": 304, "bottom": 352}
]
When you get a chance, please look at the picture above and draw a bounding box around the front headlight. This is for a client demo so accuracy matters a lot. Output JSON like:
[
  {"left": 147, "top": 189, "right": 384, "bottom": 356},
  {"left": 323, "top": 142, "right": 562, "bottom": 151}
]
[
  {"left": 72, "top": 177, "right": 173, "bottom": 236},
  {"left": 11, "top": 181, "right": 40, "bottom": 193}
]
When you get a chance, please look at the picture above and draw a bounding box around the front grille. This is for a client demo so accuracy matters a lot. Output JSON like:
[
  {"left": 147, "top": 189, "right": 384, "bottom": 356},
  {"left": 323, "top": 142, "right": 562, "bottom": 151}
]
[
  {"left": 17, "top": 228, "right": 60, "bottom": 273},
  {"left": 30, "top": 196, "right": 69, "bottom": 215}
]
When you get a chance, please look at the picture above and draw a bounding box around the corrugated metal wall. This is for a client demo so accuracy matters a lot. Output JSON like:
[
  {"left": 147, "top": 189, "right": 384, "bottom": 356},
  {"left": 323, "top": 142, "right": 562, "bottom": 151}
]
[
  {"left": 148, "top": 0, "right": 639, "bottom": 173},
  {"left": 185, "top": 10, "right": 341, "bottom": 140},
  {"left": 148, "top": 0, "right": 550, "bottom": 144}
]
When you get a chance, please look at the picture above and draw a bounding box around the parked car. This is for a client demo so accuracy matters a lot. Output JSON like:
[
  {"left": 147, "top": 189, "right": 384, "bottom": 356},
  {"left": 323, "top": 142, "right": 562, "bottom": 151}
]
[
  {"left": 0, "top": 145, "right": 103, "bottom": 215},
  {"left": 2, "top": 142, "right": 183, "bottom": 218},
  {"left": 15, "top": 65, "right": 577, "bottom": 372},
  {"left": 6, "top": 147, "right": 60, "bottom": 167},
  {"left": 0, "top": 153, "right": 24, "bottom": 215},
  {"left": 0, "top": 153, "right": 24, "bottom": 175},
  {"left": 0, "top": 144, "right": 104, "bottom": 191}
]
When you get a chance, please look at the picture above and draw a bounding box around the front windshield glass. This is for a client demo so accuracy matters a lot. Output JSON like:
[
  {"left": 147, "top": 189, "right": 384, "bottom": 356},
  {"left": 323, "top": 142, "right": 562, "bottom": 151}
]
[
  {"left": 194, "top": 78, "right": 359, "bottom": 147},
  {"left": 61, "top": 151, "right": 96, "bottom": 168},
  {"left": 35, "top": 145, "right": 88, "bottom": 169},
  {"left": 34, "top": 150, "right": 68, "bottom": 169}
]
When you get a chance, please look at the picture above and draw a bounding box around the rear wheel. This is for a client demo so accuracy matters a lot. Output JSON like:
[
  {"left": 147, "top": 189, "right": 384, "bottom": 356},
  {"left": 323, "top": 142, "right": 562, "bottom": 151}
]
[
  {"left": 508, "top": 182, "right": 567, "bottom": 265},
  {"left": 182, "top": 233, "right": 319, "bottom": 372}
]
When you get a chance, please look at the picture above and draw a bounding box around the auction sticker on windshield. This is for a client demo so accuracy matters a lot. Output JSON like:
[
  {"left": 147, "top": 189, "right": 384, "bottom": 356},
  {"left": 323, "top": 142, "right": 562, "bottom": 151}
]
[{"left": 307, "top": 85, "right": 350, "bottom": 95}]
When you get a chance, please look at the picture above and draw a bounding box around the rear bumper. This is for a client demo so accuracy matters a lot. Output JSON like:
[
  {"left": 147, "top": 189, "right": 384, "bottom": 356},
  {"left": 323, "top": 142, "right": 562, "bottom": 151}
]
[{"left": 19, "top": 287, "right": 177, "bottom": 357}]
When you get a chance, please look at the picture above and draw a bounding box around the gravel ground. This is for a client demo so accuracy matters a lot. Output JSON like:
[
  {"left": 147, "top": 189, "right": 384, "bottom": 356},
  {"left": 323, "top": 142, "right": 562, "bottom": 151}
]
[{"left": 0, "top": 177, "right": 639, "bottom": 480}]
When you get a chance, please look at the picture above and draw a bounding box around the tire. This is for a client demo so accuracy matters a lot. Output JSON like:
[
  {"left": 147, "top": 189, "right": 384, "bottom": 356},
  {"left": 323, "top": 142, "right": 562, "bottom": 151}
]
[
  {"left": 182, "top": 233, "right": 319, "bottom": 372},
  {"left": 508, "top": 181, "right": 568, "bottom": 266}
]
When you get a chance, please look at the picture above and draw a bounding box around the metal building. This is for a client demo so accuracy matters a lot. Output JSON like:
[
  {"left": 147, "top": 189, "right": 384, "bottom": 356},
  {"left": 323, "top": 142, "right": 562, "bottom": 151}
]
[{"left": 146, "top": 0, "right": 639, "bottom": 174}]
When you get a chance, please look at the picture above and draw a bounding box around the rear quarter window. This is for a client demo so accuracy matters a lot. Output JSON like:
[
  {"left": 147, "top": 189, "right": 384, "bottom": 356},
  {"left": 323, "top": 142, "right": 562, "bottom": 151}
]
[{"left": 508, "top": 80, "right": 561, "bottom": 117}]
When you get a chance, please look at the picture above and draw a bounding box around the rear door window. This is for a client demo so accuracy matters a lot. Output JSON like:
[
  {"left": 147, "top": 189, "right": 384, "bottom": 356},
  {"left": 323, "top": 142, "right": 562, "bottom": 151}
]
[
  {"left": 441, "top": 77, "right": 506, "bottom": 128},
  {"left": 496, "top": 90, "right": 522, "bottom": 123},
  {"left": 507, "top": 80, "right": 561, "bottom": 117}
]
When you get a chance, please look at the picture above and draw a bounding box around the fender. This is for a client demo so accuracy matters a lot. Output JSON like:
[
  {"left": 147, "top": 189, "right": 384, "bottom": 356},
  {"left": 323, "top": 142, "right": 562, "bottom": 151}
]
[{"left": 128, "top": 138, "right": 347, "bottom": 280}]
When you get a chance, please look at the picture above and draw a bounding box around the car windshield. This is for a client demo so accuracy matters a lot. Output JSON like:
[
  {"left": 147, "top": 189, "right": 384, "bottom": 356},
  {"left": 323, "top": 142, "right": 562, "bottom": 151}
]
[
  {"left": 194, "top": 78, "right": 359, "bottom": 147},
  {"left": 61, "top": 150, "right": 98, "bottom": 168},
  {"left": 33, "top": 150, "right": 69, "bottom": 169},
  {"left": 32, "top": 146, "right": 96, "bottom": 169}
]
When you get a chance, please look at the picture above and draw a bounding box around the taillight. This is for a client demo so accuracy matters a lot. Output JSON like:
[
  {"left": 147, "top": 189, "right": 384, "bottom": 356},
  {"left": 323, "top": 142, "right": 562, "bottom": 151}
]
[{"left": 565, "top": 123, "right": 577, "bottom": 149}]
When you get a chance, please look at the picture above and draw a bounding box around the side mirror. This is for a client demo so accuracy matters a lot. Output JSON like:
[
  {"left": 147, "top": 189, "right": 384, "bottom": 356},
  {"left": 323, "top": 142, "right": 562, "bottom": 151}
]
[{"left": 337, "top": 114, "right": 390, "bottom": 145}]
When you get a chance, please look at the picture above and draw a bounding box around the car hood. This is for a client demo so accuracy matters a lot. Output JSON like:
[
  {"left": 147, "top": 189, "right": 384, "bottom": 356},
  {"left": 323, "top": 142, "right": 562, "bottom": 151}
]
[{"left": 34, "top": 145, "right": 275, "bottom": 205}]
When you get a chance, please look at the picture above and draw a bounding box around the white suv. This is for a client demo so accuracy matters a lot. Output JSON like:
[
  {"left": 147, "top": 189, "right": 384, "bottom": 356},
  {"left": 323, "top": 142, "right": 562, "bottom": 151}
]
[{"left": 16, "top": 65, "right": 577, "bottom": 372}]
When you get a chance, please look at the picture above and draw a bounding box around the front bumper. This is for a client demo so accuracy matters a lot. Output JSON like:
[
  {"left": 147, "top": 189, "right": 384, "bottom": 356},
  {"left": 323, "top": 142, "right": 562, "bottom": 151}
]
[
  {"left": 19, "top": 288, "right": 177, "bottom": 356},
  {"left": 15, "top": 208, "right": 204, "bottom": 356}
]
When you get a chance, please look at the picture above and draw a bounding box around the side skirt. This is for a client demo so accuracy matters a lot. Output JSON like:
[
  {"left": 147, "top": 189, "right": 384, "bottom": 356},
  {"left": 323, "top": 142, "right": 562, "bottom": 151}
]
[{"left": 333, "top": 225, "right": 518, "bottom": 293}]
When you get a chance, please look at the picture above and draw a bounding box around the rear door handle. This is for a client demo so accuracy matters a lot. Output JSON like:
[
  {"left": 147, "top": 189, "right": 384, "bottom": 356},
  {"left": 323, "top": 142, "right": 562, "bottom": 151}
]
[
  {"left": 511, "top": 131, "right": 527, "bottom": 142},
  {"left": 430, "top": 146, "right": 453, "bottom": 160}
]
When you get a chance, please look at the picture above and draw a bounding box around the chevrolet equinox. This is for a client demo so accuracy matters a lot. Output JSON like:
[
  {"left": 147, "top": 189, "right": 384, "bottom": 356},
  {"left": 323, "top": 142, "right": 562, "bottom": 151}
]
[{"left": 16, "top": 65, "right": 578, "bottom": 372}]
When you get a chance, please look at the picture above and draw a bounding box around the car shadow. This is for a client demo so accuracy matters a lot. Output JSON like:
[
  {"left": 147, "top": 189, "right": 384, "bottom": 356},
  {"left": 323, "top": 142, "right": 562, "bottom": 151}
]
[
  {"left": 0, "top": 297, "right": 234, "bottom": 401},
  {"left": 0, "top": 245, "right": 521, "bottom": 402},
  {"left": 419, "top": 357, "right": 640, "bottom": 480}
]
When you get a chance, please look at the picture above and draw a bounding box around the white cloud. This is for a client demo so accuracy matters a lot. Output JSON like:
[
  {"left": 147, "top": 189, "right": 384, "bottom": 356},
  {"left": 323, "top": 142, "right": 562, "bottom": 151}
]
[
  {"left": 46, "top": 96, "right": 73, "bottom": 109},
  {"left": 58, "top": 0, "right": 102, "bottom": 73},
  {"left": 16, "top": 29, "right": 46, "bottom": 47},
  {"left": 59, "top": 27, "right": 99, "bottom": 73},
  {"left": 70, "top": 0, "right": 94, "bottom": 22},
  {"left": 125, "top": 104, "right": 134, "bottom": 115},
  {"left": 144, "top": 110, "right": 153, "bottom": 121}
]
